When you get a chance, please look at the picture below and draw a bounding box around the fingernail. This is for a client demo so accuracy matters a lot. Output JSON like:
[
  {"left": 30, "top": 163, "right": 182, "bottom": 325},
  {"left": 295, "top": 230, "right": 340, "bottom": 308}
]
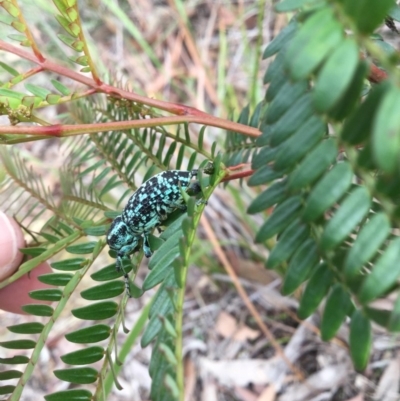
[{"left": 0, "top": 212, "right": 25, "bottom": 281}]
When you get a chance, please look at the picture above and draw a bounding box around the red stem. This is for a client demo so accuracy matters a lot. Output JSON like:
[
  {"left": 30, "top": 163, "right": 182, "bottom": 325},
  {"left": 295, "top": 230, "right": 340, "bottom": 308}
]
[{"left": 0, "top": 40, "right": 260, "bottom": 138}]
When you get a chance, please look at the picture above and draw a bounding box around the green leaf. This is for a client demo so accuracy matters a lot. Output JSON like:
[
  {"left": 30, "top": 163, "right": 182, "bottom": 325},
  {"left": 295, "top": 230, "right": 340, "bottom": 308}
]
[
  {"left": 51, "top": 79, "right": 71, "bottom": 96},
  {"left": 38, "top": 273, "right": 72, "bottom": 286},
  {"left": 65, "top": 324, "right": 111, "bottom": 344},
  {"left": 287, "top": 138, "right": 338, "bottom": 190},
  {"left": 25, "top": 83, "right": 51, "bottom": 100},
  {"left": 72, "top": 301, "right": 118, "bottom": 320},
  {"left": 263, "top": 19, "right": 298, "bottom": 58},
  {"left": 251, "top": 146, "right": 279, "bottom": 170},
  {"left": 44, "top": 389, "right": 92, "bottom": 401},
  {"left": 343, "top": 0, "right": 395, "bottom": 34},
  {"left": 298, "top": 263, "right": 334, "bottom": 319},
  {"left": 255, "top": 196, "right": 303, "bottom": 242},
  {"left": 321, "top": 284, "right": 352, "bottom": 341},
  {"left": 21, "top": 304, "right": 54, "bottom": 317},
  {"left": 0, "top": 356, "right": 29, "bottom": 364},
  {"left": 248, "top": 165, "right": 284, "bottom": 186},
  {"left": 390, "top": 4, "right": 400, "bottom": 21},
  {"left": 269, "top": 92, "right": 314, "bottom": 146},
  {"left": 29, "top": 289, "right": 63, "bottom": 301},
  {"left": 341, "top": 81, "right": 389, "bottom": 144},
  {"left": 313, "top": 38, "right": 359, "bottom": 112},
  {"left": 46, "top": 94, "right": 61, "bottom": 104},
  {"left": 0, "top": 61, "right": 19, "bottom": 76},
  {"left": 302, "top": 162, "right": 353, "bottom": 222},
  {"left": 266, "top": 219, "right": 309, "bottom": 269},
  {"left": 91, "top": 262, "right": 131, "bottom": 281},
  {"left": 274, "top": 115, "right": 326, "bottom": 171},
  {"left": 80, "top": 281, "right": 124, "bottom": 300},
  {"left": 328, "top": 61, "right": 369, "bottom": 121},
  {"left": 266, "top": 80, "right": 308, "bottom": 124},
  {"left": 344, "top": 213, "right": 391, "bottom": 279},
  {"left": 143, "top": 248, "right": 179, "bottom": 290},
  {"left": 61, "top": 346, "right": 104, "bottom": 365},
  {"left": 0, "top": 370, "right": 22, "bottom": 380},
  {"left": 51, "top": 258, "right": 86, "bottom": 271},
  {"left": 0, "top": 340, "right": 36, "bottom": 349},
  {"left": 349, "top": 310, "right": 371, "bottom": 370},
  {"left": 275, "top": 0, "right": 323, "bottom": 12},
  {"left": 282, "top": 239, "right": 318, "bottom": 295},
  {"left": 0, "top": 386, "right": 15, "bottom": 395},
  {"left": 54, "top": 367, "right": 98, "bottom": 384},
  {"left": 66, "top": 242, "right": 97, "bottom": 254},
  {"left": 388, "top": 293, "right": 400, "bottom": 332},
  {"left": 358, "top": 237, "right": 400, "bottom": 304},
  {"left": 248, "top": 179, "right": 287, "bottom": 214},
  {"left": 286, "top": 7, "right": 343, "bottom": 80},
  {"left": 7, "top": 322, "right": 44, "bottom": 334},
  {"left": 372, "top": 84, "right": 400, "bottom": 173},
  {"left": 320, "top": 186, "right": 371, "bottom": 251}
]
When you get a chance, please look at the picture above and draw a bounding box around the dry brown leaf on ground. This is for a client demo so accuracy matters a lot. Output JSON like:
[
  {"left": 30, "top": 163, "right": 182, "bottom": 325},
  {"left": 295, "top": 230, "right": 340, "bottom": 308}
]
[
  {"left": 278, "top": 364, "right": 349, "bottom": 401},
  {"left": 215, "top": 311, "right": 260, "bottom": 341},
  {"left": 373, "top": 353, "right": 400, "bottom": 401}
]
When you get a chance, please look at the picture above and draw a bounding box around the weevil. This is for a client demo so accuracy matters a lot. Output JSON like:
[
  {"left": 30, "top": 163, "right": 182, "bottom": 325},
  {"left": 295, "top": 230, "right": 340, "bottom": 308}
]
[{"left": 106, "top": 169, "right": 203, "bottom": 295}]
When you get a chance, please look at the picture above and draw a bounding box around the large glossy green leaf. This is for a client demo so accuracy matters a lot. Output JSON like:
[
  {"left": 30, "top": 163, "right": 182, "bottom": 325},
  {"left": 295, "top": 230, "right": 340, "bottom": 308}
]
[
  {"left": 44, "top": 389, "right": 92, "bottom": 401},
  {"left": 341, "top": 81, "right": 389, "bottom": 144},
  {"left": 72, "top": 301, "right": 118, "bottom": 320},
  {"left": 344, "top": 213, "right": 391, "bottom": 279},
  {"left": 80, "top": 281, "right": 124, "bottom": 300},
  {"left": 313, "top": 38, "right": 359, "bottom": 112},
  {"left": 53, "top": 367, "right": 98, "bottom": 384},
  {"left": 269, "top": 93, "right": 314, "bottom": 147},
  {"left": 349, "top": 309, "right": 371, "bottom": 371},
  {"left": 321, "top": 284, "right": 353, "bottom": 341},
  {"left": 0, "top": 356, "right": 29, "bottom": 364},
  {"left": 274, "top": 115, "right": 326, "bottom": 171},
  {"left": 358, "top": 237, "right": 400, "bottom": 304},
  {"left": 263, "top": 19, "right": 298, "bottom": 58},
  {"left": 267, "top": 219, "right": 309, "bottom": 269},
  {"left": 255, "top": 196, "right": 303, "bottom": 242},
  {"left": 327, "top": 61, "right": 368, "bottom": 121},
  {"left": 302, "top": 162, "right": 353, "bottom": 222},
  {"left": 343, "top": 0, "right": 395, "bottom": 34},
  {"left": 298, "top": 263, "right": 334, "bottom": 319},
  {"left": 0, "top": 340, "right": 36, "bottom": 349},
  {"left": 287, "top": 138, "right": 338, "bottom": 190},
  {"left": 61, "top": 346, "right": 104, "bottom": 365},
  {"left": 38, "top": 273, "right": 73, "bottom": 286},
  {"left": 320, "top": 186, "right": 371, "bottom": 251},
  {"left": 266, "top": 80, "right": 308, "bottom": 124},
  {"left": 248, "top": 165, "right": 284, "bottom": 186},
  {"left": 282, "top": 238, "right": 318, "bottom": 295},
  {"left": 286, "top": 7, "right": 343, "bottom": 80},
  {"left": 7, "top": 322, "right": 44, "bottom": 334},
  {"left": 251, "top": 146, "right": 279, "bottom": 170},
  {"left": 143, "top": 248, "right": 178, "bottom": 290},
  {"left": 65, "top": 324, "right": 111, "bottom": 344},
  {"left": 21, "top": 304, "right": 54, "bottom": 316},
  {"left": 372, "top": 84, "right": 400, "bottom": 173},
  {"left": 248, "top": 179, "right": 287, "bottom": 214},
  {"left": 29, "top": 289, "right": 63, "bottom": 301}
]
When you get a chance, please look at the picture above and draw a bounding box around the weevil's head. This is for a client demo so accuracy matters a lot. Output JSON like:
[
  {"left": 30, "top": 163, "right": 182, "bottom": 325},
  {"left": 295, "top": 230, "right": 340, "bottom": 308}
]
[{"left": 106, "top": 216, "right": 140, "bottom": 256}]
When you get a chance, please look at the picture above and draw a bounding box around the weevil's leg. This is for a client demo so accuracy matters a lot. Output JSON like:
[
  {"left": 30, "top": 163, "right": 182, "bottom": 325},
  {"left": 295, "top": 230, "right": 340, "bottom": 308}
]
[
  {"left": 143, "top": 233, "right": 153, "bottom": 258},
  {"left": 190, "top": 169, "right": 198, "bottom": 178},
  {"left": 117, "top": 253, "right": 132, "bottom": 297}
]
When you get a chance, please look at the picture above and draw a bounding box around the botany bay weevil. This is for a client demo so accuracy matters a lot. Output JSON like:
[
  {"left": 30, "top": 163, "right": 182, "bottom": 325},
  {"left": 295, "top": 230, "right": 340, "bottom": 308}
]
[{"left": 106, "top": 169, "right": 204, "bottom": 295}]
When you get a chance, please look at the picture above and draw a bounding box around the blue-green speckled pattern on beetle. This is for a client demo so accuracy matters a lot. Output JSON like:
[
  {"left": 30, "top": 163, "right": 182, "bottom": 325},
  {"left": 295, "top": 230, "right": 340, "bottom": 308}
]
[{"left": 106, "top": 170, "right": 201, "bottom": 294}]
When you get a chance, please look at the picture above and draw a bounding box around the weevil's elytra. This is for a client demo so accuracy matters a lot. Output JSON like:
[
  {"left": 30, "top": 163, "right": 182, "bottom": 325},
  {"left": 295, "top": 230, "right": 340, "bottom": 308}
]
[{"left": 106, "top": 169, "right": 203, "bottom": 296}]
